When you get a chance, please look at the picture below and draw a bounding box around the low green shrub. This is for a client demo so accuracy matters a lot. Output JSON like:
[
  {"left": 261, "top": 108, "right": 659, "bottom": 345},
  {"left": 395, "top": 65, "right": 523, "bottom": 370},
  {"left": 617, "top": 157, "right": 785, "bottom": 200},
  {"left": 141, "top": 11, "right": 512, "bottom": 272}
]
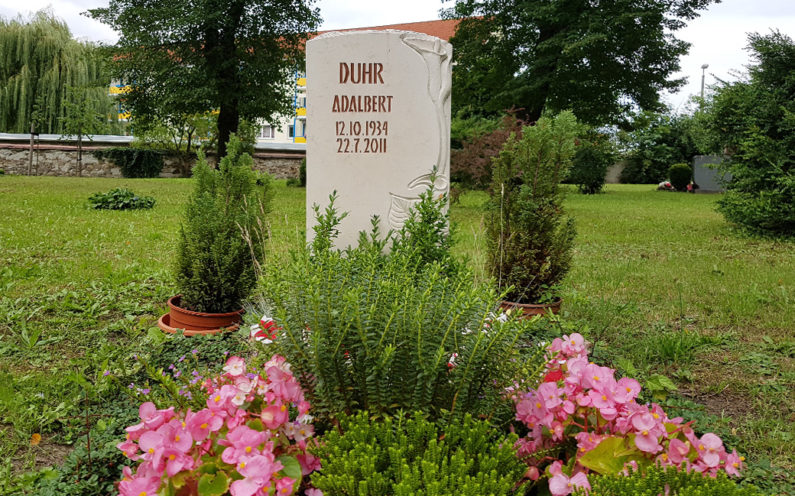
[
  {"left": 286, "top": 158, "right": 306, "bottom": 187},
  {"left": 669, "top": 163, "right": 692, "bottom": 191},
  {"left": 249, "top": 193, "right": 537, "bottom": 423},
  {"left": 575, "top": 464, "right": 763, "bottom": 496},
  {"left": 311, "top": 411, "right": 528, "bottom": 496},
  {"left": 93, "top": 147, "right": 164, "bottom": 178},
  {"left": 88, "top": 188, "right": 155, "bottom": 210}
]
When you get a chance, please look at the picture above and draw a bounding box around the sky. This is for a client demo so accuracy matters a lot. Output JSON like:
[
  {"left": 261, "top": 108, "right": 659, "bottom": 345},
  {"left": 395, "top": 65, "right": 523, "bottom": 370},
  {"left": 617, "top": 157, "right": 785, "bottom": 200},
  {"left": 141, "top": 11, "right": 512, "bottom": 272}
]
[{"left": 1, "top": 0, "right": 793, "bottom": 109}]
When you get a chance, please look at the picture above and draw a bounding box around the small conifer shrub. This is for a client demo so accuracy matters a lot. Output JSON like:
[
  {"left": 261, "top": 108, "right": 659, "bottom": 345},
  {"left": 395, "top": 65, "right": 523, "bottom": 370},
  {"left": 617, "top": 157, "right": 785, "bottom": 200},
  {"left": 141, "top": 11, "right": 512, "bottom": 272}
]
[
  {"left": 575, "top": 464, "right": 763, "bottom": 496},
  {"left": 174, "top": 134, "right": 271, "bottom": 313},
  {"left": 311, "top": 411, "right": 528, "bottom": 496}
]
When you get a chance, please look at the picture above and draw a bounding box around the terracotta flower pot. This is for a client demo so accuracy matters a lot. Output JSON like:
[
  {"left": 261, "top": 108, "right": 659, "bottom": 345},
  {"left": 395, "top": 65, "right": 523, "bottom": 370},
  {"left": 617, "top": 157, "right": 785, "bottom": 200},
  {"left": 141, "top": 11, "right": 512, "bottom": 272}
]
[
  {"left": 499, "top": 298, "right": 562, "bottom": 319},
  {"left": 157, "top": 295, "right": 242, "bottom": 336}
]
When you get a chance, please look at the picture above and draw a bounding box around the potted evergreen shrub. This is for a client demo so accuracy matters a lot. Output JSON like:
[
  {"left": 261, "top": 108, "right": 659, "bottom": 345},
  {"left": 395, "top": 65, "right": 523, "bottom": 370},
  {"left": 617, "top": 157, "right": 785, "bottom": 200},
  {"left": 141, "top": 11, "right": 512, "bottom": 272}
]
[
  {"left": 158, "top": 134, "right": 271, "bottom": 335},
  {"left": 485, "top": 111, "right": 579, "bottom": 316}
]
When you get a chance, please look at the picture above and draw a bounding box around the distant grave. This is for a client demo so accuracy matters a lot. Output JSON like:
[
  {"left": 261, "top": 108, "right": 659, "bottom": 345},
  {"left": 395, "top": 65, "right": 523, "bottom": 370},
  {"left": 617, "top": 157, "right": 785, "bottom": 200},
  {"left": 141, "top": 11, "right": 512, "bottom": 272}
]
[{"left": 306, "top": 30, "right": 452, "bottom": 248}]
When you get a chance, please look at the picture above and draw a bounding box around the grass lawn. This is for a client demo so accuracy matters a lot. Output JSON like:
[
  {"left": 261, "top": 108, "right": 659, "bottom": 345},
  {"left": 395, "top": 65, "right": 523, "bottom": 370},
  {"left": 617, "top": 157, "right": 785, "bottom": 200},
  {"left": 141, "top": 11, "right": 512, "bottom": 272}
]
[{"left": 0, "top": 176, "right": 793, "bottom": 493}]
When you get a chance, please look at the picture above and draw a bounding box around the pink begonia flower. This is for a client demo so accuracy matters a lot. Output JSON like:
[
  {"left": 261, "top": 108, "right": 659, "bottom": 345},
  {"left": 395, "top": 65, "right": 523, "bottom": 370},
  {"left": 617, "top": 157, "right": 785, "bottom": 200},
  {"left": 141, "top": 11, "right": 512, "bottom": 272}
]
[
  {"left": 161, "top": 448, "right": 194, "bottom": 477},
  {"left": 667, "top": 438, "right": 691, "bottom": 465},
  {"left": 582, "top": 363, "right": 615, "bottom": 392},
  {"left": 138, "top": 430, "right": 165, "bottom": 463},
  {"left": 220, "top": 425, "right": 269, "bottom": 465},
  {"left": 126, "top": 402, "right": 174, "bottom": 439},
  {"left": 297, "top": 452, "right": 322, "bottom": 475},
  {"left": 116, "top": 438, "right": 139, "bottom": 459},
  {"left": 725, "top": 450, "right": 744, "bottom": 476},
  {"left": 162, "top": 421, "right": 193, "bottom": 453},
  {"left": 229, "top": 454, "right": 283, "bottom": 496},
  {"left": 614, "top": 377, "right": 641, "bottom": 403},
  {"left": 538, "top": 382, "right": 563, "bottom": 409},
  {"left": 549, "top": 472, "right": 590, "bottom": 496},
  {"left": 267, "top": 365, "right": 303, "bottom": 403},
  {"left": 261, "top": 403, "right": 290, "bottom": 430},
  {"left": 696, "top": 433, "right": 724, "bottom": 467},
  {"left": 561, "top": 333, "right": 586, "bottom": 356},
  {"left": 305, "top": 489, "right": 324, "bottom": 496},
  {"left": 565, "top": 357, "right": 588, "bottom": 386},
  {"left": 275, "top": 476, "right": 295, "bottom": 495},
  {"left": 223, "top": 356, "right": 246, "bottom": 377},
  {"left": 207, "top": 384, "right": 237, "bottom": 412},
  {"left": 118, "top": 473, "right": 161, "bottom": 496},
  {"left": 186, "top": 408, "right": 224, "bottom": 442}
]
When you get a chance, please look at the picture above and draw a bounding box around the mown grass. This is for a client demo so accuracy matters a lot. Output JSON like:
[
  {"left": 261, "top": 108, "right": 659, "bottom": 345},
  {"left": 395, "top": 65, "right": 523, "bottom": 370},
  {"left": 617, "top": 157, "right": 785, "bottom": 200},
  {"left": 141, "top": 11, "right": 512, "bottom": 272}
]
[{"left": 0, "top": 177, "right": 793, "bottom": 493}]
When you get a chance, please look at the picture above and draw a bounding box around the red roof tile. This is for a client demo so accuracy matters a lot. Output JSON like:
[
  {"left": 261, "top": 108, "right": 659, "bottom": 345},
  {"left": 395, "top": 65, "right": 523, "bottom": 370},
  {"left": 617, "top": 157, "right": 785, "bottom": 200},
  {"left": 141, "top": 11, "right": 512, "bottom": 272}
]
[{"left": 313, "top": 19, "right": 460, "bottom": 42}]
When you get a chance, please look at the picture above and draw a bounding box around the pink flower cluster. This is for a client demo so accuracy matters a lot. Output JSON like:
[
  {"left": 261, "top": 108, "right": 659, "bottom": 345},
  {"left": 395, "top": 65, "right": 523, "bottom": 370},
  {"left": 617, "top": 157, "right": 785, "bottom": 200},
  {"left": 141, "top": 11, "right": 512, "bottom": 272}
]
[
  {"left": 117, "top": 355, "right": 322, "bottom": 496},
  {"left": 513, "top": 334, "right": 743, "bottom": 496}
]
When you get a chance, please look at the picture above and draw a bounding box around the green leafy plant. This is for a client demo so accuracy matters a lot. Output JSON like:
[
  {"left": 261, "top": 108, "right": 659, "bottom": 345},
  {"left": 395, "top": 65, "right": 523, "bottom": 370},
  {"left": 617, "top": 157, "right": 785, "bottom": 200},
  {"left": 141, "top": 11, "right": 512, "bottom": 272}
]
[
  {"left": 669, "top": 162, "right": 693, "bottom": 191},
  {"left": 574, "top": 464, "right": 763, "bottom": 496},
  {"left": 88, "top": 188, "right": 155, "bottom": 210},
  {"left": 486, "top": 111, "right": 579, "bottom": 304},
  {"left": 286, "top": 158, "right": 306, "bottom": 187},
  {"left": 311, "top": 411, "right": 528, "bottom": 496},
  {"left": 93, "top": 147, "right": 164, "bottom": 178},
  {"left": 248, "top": 194, "right": 535, "bottom": 423},
  {"left": 569, "top": 130, "right": 616, "bottom": 194},
  {"left": 174, "top": 133, "right": 272, "bottom": 313}
]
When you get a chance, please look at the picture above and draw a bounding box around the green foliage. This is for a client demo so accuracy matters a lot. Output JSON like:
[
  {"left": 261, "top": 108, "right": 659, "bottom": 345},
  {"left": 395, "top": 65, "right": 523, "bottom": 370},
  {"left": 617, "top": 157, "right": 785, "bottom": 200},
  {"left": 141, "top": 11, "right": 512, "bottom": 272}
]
[
  {"left": 93, "top": 147, "right": 164, "bottom": 178},
  {"left": 88, "top": 188, "right": 155, "bottom": 210},
  {"left": 175, "top": 134, "right": 271, "bottom": 313},
  {"left": 311, "top": 411, "right": 527, "bottom": 496},
  {"left": 0, "top": 11, "right": 115, "bottom": 134},
  {"left": 446, "top": 0, "right": 715, "bottom": 125},
  {"left": 709, "top": 31, "right": 795, "bottom": 236},
  {"left": 575, "top": 464, "right": 763, "bottom": 496},
  {"left": 286, "top": 158, "right": 306, "bottom": 187},
  {"left": 486, "top": 112, "right": 579, "bottom": 303},
  {"left": 620, "top": 112, "right": 700, "bottom": 184},
  {"left": 569, "top": 130, "right": 617, "bottom": 194},
  {"left": 669, "top": 163, "right": 693, "bottom": 191},
  {"left": 250, "top": 193, "right": 534, "bottom": 423},
  {"left": 390, "top": 174, "right": 460, "bottom": 276},
  {"left": 89, "top": 0, "right": 320, "bottom": 158}
]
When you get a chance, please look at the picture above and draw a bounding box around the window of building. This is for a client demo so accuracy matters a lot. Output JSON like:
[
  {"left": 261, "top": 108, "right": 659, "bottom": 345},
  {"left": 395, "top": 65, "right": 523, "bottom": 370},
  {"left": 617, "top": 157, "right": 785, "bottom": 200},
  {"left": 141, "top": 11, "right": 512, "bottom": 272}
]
[
  {"left": 288, "top": 125, "right": 295, "bottom": 138},
  {"left": 260, "top": 125, "right": 275, "bottom": 139}
]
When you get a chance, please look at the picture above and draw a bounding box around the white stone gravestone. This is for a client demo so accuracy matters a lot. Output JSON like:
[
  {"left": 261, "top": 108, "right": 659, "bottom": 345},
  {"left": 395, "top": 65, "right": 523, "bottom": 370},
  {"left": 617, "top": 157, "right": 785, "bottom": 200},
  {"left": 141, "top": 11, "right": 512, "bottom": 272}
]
[{"left": 306, "top": 30, "right": 452, "bottom": 248}]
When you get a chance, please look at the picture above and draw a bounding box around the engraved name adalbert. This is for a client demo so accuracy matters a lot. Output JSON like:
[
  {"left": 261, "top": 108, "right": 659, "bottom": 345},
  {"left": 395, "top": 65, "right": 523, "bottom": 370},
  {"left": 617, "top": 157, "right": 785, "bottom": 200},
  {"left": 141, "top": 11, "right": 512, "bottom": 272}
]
[{"left": 332, "top": 62, "right": 393, "bottom": 113}]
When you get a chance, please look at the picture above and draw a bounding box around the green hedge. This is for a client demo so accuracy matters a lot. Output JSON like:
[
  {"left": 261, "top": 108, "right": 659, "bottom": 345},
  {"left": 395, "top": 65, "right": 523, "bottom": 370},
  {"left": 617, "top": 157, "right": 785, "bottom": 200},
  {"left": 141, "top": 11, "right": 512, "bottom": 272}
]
[{"left": 94, "top": 147, "right": 164, "bottom": 178}]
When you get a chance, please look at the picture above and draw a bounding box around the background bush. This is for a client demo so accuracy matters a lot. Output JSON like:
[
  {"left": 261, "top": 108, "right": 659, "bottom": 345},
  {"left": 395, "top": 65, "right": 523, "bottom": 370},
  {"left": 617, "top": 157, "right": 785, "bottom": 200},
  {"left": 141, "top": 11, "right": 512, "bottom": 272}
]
[
  {"left": 669, "top": 162, "right": 693, "bottom": 191},
  {"left": 93, "top": 147, "right": 163, "bottom": 178},
  {"left": 620, "top": 112, "right": 700, "bottom": 184},
  {"left": 311, "top": 411, "right": 528, "bottom": 496},
  {"left": 569, "top": 130, "right": 616, "bottom": 194},
  {"left": 708, "top": 31, "right": 795, "bottom": 236},
  {"left": 88, "top": 188, "right": 155, "bottom": 210},
  {"left": 450, "top": 114, "right": 524, "bottom": 190}
]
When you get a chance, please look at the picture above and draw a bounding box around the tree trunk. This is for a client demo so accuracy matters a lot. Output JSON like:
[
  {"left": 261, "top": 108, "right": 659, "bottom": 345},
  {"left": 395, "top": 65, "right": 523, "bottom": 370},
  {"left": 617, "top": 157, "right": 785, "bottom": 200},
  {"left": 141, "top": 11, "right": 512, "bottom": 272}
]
[
  {"left": 77, "top": 133, "right": 83, "bottom": 177},
  {"left": 216, "top": 102, "right": 240, "bottom": 160},
  {"left": 28, "top": 121, "right": 34, "bottom": 175}
]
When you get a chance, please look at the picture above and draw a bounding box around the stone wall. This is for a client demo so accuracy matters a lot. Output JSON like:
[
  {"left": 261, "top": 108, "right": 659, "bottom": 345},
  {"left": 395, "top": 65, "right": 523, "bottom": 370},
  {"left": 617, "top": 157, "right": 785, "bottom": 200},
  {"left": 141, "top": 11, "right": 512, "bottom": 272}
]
[{"left": 0, "top": 144, "right": 302, "bottom": 179}]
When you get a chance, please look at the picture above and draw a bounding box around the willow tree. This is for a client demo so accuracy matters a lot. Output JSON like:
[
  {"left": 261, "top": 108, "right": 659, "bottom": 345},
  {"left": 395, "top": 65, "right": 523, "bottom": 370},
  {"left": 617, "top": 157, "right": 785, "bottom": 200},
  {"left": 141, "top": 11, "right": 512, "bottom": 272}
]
[{"left": 0, "top": 11, "right": 112, "bottom": 134}]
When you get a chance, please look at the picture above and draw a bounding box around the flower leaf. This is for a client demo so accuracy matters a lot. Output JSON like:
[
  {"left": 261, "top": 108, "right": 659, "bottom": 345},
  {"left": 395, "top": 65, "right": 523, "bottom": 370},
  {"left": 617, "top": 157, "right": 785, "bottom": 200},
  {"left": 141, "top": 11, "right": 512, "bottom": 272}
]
[{"left": 197, "top": 471, "right": 229, "bottom": 496}]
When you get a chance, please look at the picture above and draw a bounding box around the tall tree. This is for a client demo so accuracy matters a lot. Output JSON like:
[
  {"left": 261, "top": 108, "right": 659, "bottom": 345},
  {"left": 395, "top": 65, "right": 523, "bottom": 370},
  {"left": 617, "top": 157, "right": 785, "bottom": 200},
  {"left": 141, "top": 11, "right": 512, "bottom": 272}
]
[
  {"left": 708, "top": 31, "right": 795, "bottom": 236},
  {"left": 445, "top": 0, "right": 716, "bottom": 126},
  {"left": 90, "top": 0, "right": 321, "bottom": 158},
  {"left": 0, "top": 11, "right": 110, "bottom": 134}
]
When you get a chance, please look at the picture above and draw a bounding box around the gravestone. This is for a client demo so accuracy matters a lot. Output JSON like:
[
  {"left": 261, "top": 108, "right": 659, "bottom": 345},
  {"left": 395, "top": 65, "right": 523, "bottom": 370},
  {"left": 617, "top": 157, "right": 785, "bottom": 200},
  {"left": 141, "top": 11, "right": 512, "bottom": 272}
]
[{"left": 306, "top": 30, "right": 452, "bottom": 248}]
